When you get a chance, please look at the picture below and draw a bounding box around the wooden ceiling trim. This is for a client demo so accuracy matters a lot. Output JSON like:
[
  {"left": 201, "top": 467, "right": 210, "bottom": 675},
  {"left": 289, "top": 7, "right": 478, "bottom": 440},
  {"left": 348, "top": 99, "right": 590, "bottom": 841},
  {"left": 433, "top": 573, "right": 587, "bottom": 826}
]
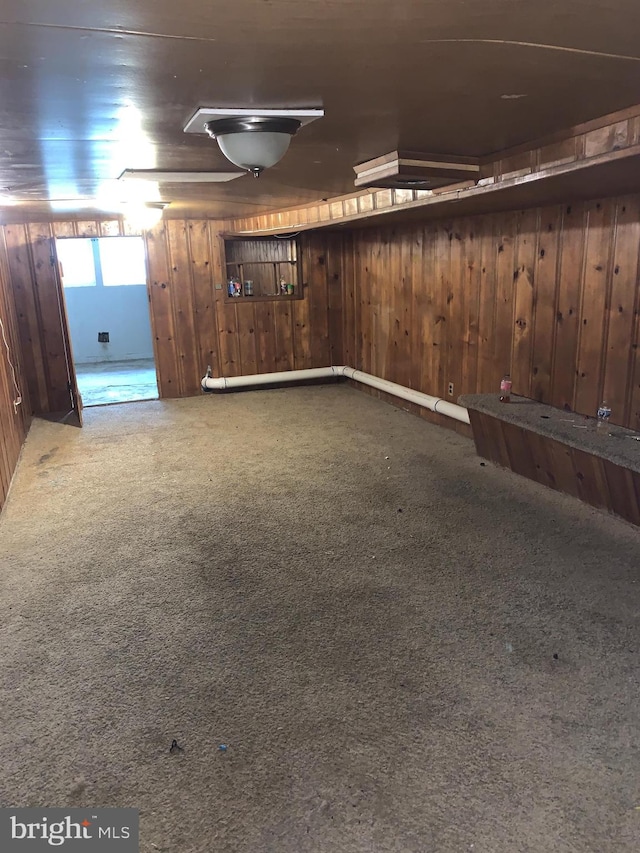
[
  {"left": 223, "top": 143, "right": 640, "bottom": 236},
  {"left": 480, "top": 102, "right": 640, "bottom": 170}
]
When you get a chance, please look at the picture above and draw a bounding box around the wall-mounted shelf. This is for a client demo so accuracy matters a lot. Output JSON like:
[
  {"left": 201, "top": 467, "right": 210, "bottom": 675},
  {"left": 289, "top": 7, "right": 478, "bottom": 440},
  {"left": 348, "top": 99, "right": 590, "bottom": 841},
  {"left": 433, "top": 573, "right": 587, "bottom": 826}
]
[
  {"left": 224, "top": 143, "right": 640, "bottom": 236},
  {"left": 223, "top": 236, "right": 301, "bottom": 300}
]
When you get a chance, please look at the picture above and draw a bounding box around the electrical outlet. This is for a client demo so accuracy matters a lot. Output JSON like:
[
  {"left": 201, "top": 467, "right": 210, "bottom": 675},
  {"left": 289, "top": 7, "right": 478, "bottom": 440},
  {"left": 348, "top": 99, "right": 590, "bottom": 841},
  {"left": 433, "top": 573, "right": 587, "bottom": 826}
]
[
  {"left": 98, "top": 332, "right": 109, "bottom": 343},
  {"left": 448, "top": 382, "right": 454, "bottom": 396}
]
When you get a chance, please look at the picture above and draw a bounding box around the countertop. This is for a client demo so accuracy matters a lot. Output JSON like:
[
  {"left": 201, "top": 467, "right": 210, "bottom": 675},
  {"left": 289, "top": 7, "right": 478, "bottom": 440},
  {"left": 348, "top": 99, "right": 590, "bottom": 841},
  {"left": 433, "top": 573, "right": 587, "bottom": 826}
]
[{"left": 459, "top": 393, "right": 640, "bottom": 473}]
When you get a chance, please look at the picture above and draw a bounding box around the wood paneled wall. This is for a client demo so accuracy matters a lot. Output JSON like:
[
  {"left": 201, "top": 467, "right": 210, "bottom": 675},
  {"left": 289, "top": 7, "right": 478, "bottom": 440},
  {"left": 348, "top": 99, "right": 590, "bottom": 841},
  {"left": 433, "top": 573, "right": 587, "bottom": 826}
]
[
  {"left": 335, "top": 193, "right": 640, "bottom": 431},
  {"left": 143, "top": 221, "right": 341, "bottom": 396},
  {"left": 6, "top": 193, "right": 640, "bottom": 439},
  {"left": 0, "top": 229, "right": 31, "bottom": 511},
  {"left": 0, "top": 218, "right": 342, "bottom": 407},
  {"left": 2, "top": 223, "right": 77, "bottom": 415}
]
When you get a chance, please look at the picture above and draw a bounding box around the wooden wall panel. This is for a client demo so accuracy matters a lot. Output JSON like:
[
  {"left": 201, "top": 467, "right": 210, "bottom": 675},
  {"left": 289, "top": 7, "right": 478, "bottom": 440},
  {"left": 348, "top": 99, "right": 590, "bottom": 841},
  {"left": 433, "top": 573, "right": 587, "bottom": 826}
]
[
  {"left": 141, "top": 222, "right": 341, "bottom": 394},
  {"left": 27, "top": 224, "right": 74, "bottom": 412},
  {"left": 476, "top": 218, "right": 497, "bottom": 394},
  {"left": 604, "top": 200, "right": 640, "bottom": 424},
  {"left": 492, "top": 215, "right": 516, "bottom": 392},
  {"left": 1, "top": 217, "right": 341, "bottom": 407},
  {"left": 338, "top": 192, "right": 640, "bottom": 431},
  {"left": 0, "top": 216, "right": 341, "bottom": 418},
  {"left": 187, "top": 221, "right": 220, "bottom": 379},
  {"left": 573, "top": 201, "right": 614, "bottom": 416},
  {"left": 460, "top": 221, "right": 481, "bottom": 399},
  {"left": 530, "top": 207, "right": 562, "bottom": 402},
  {"left": 0, "top": 229, "right": 31, "bottom": 513},
  {"left": 165, "top": 220, "right": 202, "bottom": 397},
  {"left": 552, "top": 204, "right": 586, "bottom": 410},
  {"left": 3, "top": 224, "right": 50, "bottom": 413},
  {"left": 2, "top": 222, "right": 76, "bottom": 415},
  {"left": 510, "top": 209, "right": 538, "bottom": 395},
  {"left": 145, "top": 224, "right": 181, "bottom": 398},
  {"left": 299, "top": 232, "right": 333, "bottom": 368}
]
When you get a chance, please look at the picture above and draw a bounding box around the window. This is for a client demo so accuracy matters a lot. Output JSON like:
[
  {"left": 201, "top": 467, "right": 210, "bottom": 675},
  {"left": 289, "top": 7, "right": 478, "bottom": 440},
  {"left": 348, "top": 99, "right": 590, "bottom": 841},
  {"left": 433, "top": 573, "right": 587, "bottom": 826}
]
[
  {"left": 57, "top": 236, "right": 147, "bottom": 289},
  {"left": 56, "top": 239, "right": 97, "bottom": 288},
  {"left": 99, "top": 237, "right": 147, "bottom": 286}
]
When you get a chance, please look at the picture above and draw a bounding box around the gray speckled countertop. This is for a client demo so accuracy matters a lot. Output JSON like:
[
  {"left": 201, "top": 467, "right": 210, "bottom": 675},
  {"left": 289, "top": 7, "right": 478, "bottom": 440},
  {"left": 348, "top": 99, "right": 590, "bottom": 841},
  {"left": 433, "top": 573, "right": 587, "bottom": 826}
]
[{"left": 459, "top": 393, "right": 640, "bottom": 473}]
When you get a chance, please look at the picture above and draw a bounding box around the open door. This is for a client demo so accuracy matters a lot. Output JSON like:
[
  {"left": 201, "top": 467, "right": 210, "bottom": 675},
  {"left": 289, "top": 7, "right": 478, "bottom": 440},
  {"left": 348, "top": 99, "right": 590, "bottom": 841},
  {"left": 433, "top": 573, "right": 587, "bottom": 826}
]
[{"left": 49, "top": 238, "right": 83, "bottom": 427}]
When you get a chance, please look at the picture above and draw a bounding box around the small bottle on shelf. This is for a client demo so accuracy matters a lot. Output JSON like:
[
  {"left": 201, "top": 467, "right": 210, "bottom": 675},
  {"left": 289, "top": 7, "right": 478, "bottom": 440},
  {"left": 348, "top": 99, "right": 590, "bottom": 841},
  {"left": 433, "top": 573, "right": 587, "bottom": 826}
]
[
  {"left": 596, "top": 400, "right": 612, "bottom": 429},
  {"left": 499, "top": 373, "right": 512, "bottom": 403}
]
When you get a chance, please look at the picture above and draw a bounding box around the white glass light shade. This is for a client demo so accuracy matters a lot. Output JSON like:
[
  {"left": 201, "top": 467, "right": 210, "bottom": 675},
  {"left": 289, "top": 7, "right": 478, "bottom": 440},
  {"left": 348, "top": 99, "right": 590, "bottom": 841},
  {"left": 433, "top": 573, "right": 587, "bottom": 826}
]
[{"left": 216, "top": 132, "right": 292, "bottom": 171}]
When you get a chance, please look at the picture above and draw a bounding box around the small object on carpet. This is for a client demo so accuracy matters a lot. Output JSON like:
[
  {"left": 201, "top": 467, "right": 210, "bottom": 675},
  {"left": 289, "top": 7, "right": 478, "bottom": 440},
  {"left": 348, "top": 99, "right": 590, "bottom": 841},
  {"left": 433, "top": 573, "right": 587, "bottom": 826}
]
[
  {"left": 169, "top": 739, "right": 183, "bottom": 754},
  {"left": 480, "top": 462, "right": 486, "bottom": 466},
  {"left": 218, "top": 744, "right": 228, "bottom": 752},
  {"left": 398, "top": 508, "right": 403, "bottom": 513},
  {"left": 553, "top": 653, "right": 559, "bottom": 660}
]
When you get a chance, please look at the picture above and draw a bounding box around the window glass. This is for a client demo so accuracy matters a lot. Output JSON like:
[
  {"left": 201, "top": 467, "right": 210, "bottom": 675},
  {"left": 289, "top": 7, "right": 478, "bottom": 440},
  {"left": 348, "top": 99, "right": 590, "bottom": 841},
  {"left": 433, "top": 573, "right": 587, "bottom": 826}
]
[
  {"left": 99, "top": 237, "right": 147, "bottom": 286},
  {"left": 57, "top": 239, "right": 96, "bottom": 288}
]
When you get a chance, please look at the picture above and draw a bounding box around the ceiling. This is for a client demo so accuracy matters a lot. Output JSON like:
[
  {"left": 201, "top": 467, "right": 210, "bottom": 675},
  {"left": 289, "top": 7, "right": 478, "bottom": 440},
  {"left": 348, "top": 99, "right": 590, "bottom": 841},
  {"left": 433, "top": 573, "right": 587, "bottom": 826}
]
[{"left": 1, "top": 0, "right": 640, "bottom": 220}]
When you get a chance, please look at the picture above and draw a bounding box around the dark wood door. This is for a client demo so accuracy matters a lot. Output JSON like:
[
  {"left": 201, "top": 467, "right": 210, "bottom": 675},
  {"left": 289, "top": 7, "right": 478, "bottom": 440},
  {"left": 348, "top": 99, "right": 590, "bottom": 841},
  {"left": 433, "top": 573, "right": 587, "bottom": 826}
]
[{"left": 50, "top": 238, "right": 83, "bottom": 427}]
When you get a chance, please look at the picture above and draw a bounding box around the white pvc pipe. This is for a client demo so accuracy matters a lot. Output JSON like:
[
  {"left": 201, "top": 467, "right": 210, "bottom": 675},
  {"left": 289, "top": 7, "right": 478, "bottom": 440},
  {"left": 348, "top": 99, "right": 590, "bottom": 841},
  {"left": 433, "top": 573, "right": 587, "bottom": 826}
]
[
  {"left": 340, "top": 367, "right": 470, "bottom": 424},
  {"left": 201, "top": 365, "right": 470, "bottom": 425},
  {"left": 203, "top": 367, "right": 337, "bottom": 390}
]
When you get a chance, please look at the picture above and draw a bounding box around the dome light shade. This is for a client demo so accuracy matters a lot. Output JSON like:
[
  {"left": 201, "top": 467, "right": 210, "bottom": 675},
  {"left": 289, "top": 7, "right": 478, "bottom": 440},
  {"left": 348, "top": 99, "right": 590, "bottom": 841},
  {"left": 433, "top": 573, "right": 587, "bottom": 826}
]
[{"left": 205, "top": 116, "right": 301, "bottom": 177}]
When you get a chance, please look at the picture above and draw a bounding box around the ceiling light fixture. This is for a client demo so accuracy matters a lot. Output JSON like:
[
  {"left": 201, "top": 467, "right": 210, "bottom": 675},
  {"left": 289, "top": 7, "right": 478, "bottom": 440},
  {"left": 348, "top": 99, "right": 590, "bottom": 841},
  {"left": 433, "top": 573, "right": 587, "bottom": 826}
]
[
  {"left": 123, "top": 201, "right": 168, "bottom": 230},
  {"left": 184, "top": 108, "right": 324, "bottom": 178},
  {"left": 204, "top": 116, "right": 301, "bottom": 178}
]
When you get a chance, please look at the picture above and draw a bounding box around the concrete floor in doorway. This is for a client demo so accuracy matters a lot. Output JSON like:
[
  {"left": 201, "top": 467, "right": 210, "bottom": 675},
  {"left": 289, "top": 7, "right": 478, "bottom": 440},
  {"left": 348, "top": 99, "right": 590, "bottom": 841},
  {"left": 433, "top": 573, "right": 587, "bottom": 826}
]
[{"left": 75, "top": 358, "right": 158, "bottom": 406}]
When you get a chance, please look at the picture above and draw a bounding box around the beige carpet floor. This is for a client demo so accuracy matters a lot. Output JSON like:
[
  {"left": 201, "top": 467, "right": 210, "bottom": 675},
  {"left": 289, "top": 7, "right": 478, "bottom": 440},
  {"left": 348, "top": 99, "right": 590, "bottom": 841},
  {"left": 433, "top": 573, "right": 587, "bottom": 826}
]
[{"left": 1, "top": 385, "right": 639, "bottom": 853}]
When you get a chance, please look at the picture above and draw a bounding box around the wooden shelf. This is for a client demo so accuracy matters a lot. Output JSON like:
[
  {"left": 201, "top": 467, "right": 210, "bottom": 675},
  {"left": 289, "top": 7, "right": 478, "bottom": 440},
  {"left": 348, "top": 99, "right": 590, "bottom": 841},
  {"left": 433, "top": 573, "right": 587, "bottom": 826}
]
[
  {"left": 224, "top": 234, "right": 300, "bottom": 298},
  {"left": 223, "top": 293, "right": 302, "bottom": 304},
  {"left": 225, "top": 144, "right": 640, "bottom": 235},
  {"left": 225, "top": 259, "right": 296, "bottom": 266}
]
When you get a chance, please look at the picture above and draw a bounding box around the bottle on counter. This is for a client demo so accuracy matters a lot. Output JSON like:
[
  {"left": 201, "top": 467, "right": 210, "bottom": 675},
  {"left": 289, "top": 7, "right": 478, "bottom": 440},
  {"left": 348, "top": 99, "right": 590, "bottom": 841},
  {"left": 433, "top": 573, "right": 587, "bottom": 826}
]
[
  {"left": 597, "top": 400, "right": 612, "bottom": 429},
  {"left": 499, "top": 373, "right": 512, "bottom": 403}
]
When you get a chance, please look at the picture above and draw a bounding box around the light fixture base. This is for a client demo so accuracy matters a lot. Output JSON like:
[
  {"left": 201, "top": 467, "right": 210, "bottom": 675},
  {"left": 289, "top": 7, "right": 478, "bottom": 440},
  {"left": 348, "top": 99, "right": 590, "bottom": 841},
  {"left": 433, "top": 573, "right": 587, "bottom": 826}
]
[
  {"left": 204, "top": 116, "right": 302, "bottom": 138},
  {"left": 183, "top": 107, "right": 324, "bottom": 135},
  {"left": 354, "top": 151, "right": 480, "bottom": 190}
]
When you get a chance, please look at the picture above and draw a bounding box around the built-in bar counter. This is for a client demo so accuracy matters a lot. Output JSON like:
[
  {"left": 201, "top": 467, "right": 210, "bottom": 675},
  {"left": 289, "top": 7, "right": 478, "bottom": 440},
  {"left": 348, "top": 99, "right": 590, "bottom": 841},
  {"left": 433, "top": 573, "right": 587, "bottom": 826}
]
[{"left": 459, "top": 394, "right": 640, "bottom": 526}]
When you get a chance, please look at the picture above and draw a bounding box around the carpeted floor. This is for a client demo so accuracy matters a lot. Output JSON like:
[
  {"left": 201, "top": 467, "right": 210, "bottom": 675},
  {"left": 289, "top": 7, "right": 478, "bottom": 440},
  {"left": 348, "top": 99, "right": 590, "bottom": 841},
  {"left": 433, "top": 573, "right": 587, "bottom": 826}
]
[{"left": 1, "top": 385, "right": 639, "bottom": 853}]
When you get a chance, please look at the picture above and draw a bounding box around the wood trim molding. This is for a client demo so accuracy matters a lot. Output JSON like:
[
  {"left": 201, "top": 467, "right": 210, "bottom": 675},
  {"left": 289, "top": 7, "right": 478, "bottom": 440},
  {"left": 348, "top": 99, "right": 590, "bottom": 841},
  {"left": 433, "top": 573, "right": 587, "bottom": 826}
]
[{"left": 224, "top": 142, "right": 640, "bottom": 235}]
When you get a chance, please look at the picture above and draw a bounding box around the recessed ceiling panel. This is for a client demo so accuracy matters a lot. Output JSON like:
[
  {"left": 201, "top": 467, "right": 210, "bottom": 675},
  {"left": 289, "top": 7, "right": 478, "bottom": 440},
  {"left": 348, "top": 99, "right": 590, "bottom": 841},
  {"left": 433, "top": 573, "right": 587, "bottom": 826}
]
[{"left": 119, "top": 169, "right": 245, "bottom": 183}]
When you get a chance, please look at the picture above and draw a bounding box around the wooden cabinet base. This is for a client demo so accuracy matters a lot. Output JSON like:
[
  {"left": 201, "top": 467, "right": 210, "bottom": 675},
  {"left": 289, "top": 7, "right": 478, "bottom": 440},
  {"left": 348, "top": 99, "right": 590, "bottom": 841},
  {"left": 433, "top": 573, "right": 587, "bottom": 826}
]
[{"left": 468, "top": 410, "right": 640, "bottom": 527}]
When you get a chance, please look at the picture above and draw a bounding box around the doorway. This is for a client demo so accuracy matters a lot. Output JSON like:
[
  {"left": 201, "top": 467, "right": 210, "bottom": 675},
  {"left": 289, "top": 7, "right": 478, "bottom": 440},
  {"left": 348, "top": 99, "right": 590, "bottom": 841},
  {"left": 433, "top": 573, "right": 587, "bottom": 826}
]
[{"left": 56, "top": 236, "right": 159, "bottom": 406}]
